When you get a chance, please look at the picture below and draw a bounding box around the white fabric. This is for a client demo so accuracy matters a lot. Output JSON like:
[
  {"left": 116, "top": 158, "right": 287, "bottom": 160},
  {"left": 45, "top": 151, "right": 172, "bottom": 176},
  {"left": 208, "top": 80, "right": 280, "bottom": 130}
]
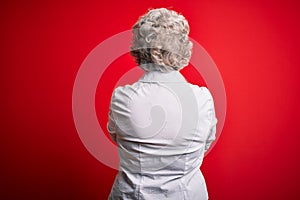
[{"left": 107, "top": 70, "right": 217, "bottom": 200}]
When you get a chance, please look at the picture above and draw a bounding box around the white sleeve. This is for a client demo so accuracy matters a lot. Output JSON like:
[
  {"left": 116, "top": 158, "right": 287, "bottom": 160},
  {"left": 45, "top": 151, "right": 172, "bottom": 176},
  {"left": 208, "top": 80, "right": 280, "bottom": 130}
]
[
  {"left": 202, "top": 87, "right": 218, "bottom": 152},
  {"left": 107, "top": 89, "right": 119, "bottom": 143},
  {"left": 107, "top": 110, "right": 117, "bottom": 142}
]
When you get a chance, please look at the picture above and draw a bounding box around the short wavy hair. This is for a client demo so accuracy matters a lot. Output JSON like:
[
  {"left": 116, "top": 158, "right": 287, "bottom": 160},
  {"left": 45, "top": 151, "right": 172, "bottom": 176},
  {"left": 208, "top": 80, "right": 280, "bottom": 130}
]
[{"left": 130, "top": 8, "right": 193, "bottom": 72}]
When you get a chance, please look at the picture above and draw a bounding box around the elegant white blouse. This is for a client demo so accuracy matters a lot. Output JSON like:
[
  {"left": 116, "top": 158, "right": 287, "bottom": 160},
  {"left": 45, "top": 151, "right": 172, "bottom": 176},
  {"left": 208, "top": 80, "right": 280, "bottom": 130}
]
[{"left": 107, "top": 70, "right": 217, "bottom": 200}]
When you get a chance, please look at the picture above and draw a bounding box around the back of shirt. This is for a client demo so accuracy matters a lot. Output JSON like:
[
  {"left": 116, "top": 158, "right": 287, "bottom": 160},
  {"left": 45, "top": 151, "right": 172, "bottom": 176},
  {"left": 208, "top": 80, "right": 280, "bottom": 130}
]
[{"left": 108, "top": 70, "right": 217, "bottom": 200}]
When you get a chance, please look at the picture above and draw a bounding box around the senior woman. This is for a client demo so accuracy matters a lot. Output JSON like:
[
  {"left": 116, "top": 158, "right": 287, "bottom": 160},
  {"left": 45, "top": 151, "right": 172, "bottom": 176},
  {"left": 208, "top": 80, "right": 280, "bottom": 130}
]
[{"left": 107, "top": 8, "right": 217, "bottom": 200}]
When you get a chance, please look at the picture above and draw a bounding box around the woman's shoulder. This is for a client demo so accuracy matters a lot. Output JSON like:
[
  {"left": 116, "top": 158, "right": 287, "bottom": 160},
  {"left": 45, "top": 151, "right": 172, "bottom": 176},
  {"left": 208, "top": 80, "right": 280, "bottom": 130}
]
[
  {"left": 112, "top": 81, "right": 141, "bottom": 94},
  {"left": 110, "top": 81, "right": 145, "bottom": 102},
  {"left": 188, "top": 84, "right": 212, "bottom": 96},
  {"left": 187, "top": 84, "right": 215, "bottom": 104}
]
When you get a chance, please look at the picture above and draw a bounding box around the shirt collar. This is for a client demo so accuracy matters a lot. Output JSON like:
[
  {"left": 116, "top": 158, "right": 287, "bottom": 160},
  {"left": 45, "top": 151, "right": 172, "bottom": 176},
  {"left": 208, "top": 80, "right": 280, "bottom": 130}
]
[{"left": 138, "top": 70, "right": 187, "bottom": 83}]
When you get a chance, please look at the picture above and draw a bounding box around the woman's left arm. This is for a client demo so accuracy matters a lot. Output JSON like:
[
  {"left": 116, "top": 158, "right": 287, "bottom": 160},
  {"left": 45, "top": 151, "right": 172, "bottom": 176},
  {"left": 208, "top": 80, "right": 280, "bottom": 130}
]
[{"left": 107, "top": 110, "right": 117, "bottom": 143}]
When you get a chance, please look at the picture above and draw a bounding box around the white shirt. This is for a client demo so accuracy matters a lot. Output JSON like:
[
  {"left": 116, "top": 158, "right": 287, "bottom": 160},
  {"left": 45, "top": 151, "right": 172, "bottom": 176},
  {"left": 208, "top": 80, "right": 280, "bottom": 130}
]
[{"left": 107, "top": 70, "right": 217, "bottom": 200}]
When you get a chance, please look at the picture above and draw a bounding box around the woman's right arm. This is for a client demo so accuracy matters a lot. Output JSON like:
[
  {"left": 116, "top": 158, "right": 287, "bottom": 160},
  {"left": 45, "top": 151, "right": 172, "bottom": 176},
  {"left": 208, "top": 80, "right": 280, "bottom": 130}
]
[{"left": 203, "top": 88, "right": 218, "bottom": 152}]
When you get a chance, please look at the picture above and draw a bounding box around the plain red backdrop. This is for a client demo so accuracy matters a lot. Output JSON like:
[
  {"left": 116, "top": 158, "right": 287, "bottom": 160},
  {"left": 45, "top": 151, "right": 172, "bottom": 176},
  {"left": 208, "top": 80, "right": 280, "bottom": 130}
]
[{"left": 1, "top": 0, "right": 300, "bottom": 199}]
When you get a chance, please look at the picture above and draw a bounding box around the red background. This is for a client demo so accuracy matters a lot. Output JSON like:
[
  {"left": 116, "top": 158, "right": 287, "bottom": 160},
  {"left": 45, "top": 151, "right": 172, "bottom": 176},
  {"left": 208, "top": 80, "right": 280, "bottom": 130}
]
[{"left": 1, "top": 0, "right": 300, "bottom": 199}]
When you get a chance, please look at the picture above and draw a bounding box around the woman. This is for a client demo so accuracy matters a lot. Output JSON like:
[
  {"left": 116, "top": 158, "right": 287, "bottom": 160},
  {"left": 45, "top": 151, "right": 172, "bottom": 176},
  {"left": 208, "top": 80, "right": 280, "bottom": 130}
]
[{"left": 107, "top": 8, "right": 217, "bottom": 200}]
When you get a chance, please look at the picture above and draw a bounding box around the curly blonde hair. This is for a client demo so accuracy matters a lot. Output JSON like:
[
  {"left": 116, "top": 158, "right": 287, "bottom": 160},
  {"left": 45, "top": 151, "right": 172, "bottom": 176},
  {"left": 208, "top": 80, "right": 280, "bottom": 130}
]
[{"left": 130, "top": 8, "right": 193, "bottom": 72}]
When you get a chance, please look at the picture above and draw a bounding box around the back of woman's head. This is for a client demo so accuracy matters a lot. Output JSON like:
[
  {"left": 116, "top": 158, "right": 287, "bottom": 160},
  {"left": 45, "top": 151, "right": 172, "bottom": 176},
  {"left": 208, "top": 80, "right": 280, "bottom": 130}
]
[{"left": 130, "top": 8, "right": 193, "bottom": 72}]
